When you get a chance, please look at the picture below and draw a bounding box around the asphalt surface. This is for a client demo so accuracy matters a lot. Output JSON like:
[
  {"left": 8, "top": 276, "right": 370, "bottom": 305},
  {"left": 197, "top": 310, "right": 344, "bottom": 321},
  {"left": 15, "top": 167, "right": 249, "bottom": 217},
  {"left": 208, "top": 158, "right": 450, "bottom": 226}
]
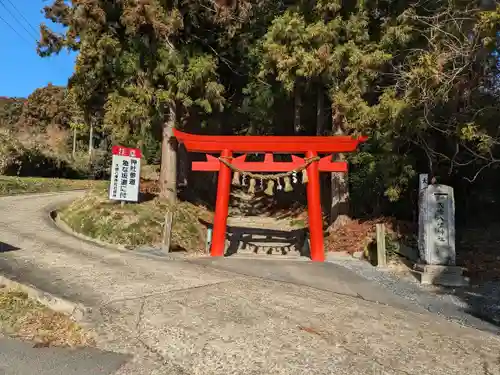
[
  {"left": 0, "top": 335, "right": 128, "bottom": 375},
  {"left": 1, "top": 192, "right": 500, "bottom": 374}
]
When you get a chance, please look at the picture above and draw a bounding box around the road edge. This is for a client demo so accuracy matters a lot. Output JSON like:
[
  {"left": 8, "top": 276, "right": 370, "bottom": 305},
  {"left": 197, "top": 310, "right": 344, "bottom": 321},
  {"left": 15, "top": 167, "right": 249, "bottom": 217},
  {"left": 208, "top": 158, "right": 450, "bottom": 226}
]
[
  {"left": 0, "top": 274, "right": 90, "bottom": 322},
  {"left": 46, "top": 205, "right": 190, "bottom": 263},
  {"left": 0, "top": 189, "right": 89, "bottom": 199},
  {"left": 51, "top": 210, "right": 130, "bottom": 253}
]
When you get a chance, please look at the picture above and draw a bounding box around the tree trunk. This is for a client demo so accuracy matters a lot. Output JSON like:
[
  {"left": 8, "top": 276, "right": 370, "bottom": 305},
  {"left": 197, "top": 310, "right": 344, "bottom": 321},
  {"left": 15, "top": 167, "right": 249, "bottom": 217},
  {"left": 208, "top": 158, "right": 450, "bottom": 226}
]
[
  {"left": 316, "top": 87, "right": 325, "bottom": 136},
  {"left": 137, "top": 129, "right": 144, "bottom": 158},
  {"left": 329, "top": 109, "right": 350, "bottom": 230},
  {"left": 88, "top": 120, "right": 94, "bottom": 161},
  {"left": 72, "top": 127, "right": 77, "bottom": 159},
  {"left": 159, "top": 102, "right": 177, "bottom": 202},
  {"left": 317, "top": 86, "right": 330, "bottom": 217},
  {"left": 294, "top": 84, "right": 302, "bottom": 134}
]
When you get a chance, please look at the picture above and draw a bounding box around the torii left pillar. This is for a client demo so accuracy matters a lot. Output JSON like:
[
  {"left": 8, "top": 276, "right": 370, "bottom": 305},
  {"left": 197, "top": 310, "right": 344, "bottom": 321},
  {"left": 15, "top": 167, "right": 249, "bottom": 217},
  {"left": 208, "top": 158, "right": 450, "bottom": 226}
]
[
  {"left": 211, "top": 149, "right": 232, "bottom": 257},
  {"left": 305, "top": 150, "right": 325, "bottom": 262}
]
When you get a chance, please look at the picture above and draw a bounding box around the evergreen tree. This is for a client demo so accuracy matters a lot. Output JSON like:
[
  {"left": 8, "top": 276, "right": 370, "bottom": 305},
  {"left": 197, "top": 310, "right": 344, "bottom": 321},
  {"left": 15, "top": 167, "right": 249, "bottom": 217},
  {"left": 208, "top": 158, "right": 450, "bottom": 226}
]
[{"left": 38, "top": 0, "right": 227, "bottom": 201}]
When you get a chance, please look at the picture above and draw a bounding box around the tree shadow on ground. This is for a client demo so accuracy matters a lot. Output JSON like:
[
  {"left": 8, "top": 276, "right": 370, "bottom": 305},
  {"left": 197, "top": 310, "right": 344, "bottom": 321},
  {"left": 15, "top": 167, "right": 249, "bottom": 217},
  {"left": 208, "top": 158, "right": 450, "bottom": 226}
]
[
  {"left": 386, "top": 251, "right": 500, "bottom": 333},
  {"left": 354, "top": 214, "right": 500, "bottom": 332},
  {"left": 433, "top": 281, "right": 500, "bottom": 331},
  {"left": 387, "top": 220, "right": 500, "bottom": 331},
  {"left": 0, "top": 242, "right": 20, "bottom": 253}
]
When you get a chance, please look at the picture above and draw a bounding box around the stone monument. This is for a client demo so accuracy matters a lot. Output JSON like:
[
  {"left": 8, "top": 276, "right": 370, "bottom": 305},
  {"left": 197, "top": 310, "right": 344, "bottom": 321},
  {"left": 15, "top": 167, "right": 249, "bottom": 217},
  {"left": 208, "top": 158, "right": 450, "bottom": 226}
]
[
  {"left": 418, "top": 182, "right": 468, "bottom": 286},
  {"left": 418, "top": 183, "right": 456, "bottom": 265}
]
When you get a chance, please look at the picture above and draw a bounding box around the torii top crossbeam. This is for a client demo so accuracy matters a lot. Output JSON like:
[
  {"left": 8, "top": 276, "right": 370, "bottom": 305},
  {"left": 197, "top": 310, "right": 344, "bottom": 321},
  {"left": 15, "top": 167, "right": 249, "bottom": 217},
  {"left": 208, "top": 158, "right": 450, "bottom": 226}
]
[{"left": 173, "top": 129, "right": 367, "bottom": 153}]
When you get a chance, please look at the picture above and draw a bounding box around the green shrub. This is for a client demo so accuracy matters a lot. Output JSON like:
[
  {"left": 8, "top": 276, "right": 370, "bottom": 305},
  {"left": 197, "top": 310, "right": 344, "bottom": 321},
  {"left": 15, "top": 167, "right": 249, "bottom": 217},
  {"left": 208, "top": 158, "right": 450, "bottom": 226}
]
[
  {"left": 70, "top": 151, "right": 111, "bottom": 180},
  {"left": 89, "top": 150, "right": 112, "bottom": 179}
]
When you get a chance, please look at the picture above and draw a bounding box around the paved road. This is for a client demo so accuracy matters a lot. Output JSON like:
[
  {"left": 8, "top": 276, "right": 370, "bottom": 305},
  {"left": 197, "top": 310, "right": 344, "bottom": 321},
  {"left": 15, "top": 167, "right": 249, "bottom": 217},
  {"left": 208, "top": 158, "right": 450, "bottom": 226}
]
[
  {"left": 0, "top": 335, "right": 127, "bottom": 375},
  {"left": 0, "top": 192, "right": 500, "bottom": 374}
]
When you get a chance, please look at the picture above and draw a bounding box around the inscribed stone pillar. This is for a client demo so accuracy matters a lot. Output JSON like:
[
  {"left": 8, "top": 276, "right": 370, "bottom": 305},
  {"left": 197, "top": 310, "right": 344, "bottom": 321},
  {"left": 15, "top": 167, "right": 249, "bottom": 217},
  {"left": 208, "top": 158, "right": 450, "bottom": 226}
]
[
  {"left": 418, "top": 184, "right": 456, "bottom": 265},
  {"left": 419, "top": 174, "right": 429, "bottom": 192},
  {"left": 417, "top": 173, "right": 428, "bottom": 260}
]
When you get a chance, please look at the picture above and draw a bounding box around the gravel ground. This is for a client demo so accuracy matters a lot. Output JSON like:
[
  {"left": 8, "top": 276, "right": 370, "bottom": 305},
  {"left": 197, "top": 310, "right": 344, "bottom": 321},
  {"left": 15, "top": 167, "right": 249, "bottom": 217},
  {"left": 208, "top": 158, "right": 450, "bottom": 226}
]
[{"left": 327, "top": 257, "right": 500, "bottom": 335}]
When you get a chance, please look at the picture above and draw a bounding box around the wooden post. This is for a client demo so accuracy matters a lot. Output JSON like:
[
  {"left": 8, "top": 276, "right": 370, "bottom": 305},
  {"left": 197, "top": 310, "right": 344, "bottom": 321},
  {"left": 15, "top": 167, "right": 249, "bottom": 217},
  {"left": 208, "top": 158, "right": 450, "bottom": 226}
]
[
  {"left": 206, "top": 227, "right": 213, "bottom": 254},
  {"left": 376, "top": 223, "right": 387, "bottom": 267},
  {"left": 306, "top": 150, "right": 325, "bottom": 262},
  {"left": 211, "top": 149, "right": 232, "bottom": 257},
  {"left": 162, "top": 211, "right": 174, "bottom": 253}
]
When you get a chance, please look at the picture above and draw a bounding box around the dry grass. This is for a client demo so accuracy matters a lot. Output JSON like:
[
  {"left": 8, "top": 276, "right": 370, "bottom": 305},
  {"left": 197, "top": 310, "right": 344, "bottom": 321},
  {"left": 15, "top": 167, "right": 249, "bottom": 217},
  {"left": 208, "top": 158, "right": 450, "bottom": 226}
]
[
  {"left": 323, "top": 218, "right": 379, "bottom": 254},
  {"left": 59, "top": 188, "right": 213, "bottom": 252},
  {"left": 0, "top": 286, "right": 94, "bottom": 347},
  {"left": 323, "top": 217, "right": 416, "bottom": 257},
  {"left": 140, "top": 164, "right": 160, "bottom": 181},
  {"left": 0, "top": 176, "right": 106, "bottom": 196}
]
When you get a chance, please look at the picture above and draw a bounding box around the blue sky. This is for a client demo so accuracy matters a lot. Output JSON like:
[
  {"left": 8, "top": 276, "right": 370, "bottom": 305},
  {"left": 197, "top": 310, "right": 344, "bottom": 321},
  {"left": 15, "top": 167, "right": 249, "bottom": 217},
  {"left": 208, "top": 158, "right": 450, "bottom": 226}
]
[{"left": 0, "top": 0, "right": 76, "bottom": 98}]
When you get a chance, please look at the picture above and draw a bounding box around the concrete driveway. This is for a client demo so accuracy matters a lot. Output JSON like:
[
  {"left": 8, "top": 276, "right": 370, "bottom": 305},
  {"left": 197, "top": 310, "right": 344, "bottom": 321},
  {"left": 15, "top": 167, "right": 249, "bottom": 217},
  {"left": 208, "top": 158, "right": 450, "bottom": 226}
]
[{"left": 0, "top": 192, "right": 499, "bottom": 375}]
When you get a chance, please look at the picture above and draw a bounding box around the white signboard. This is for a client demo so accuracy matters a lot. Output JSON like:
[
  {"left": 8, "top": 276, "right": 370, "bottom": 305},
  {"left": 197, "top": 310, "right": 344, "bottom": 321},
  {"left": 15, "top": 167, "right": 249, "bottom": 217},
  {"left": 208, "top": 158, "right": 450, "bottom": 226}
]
[{"left": 109, "top": 146, "right": 141, "bottom": 202}]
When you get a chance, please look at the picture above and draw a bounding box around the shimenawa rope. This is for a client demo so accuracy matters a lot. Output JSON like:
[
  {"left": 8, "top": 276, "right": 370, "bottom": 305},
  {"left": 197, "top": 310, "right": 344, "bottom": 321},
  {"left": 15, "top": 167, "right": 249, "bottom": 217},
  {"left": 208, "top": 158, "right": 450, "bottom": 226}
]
[{"left": 218, "top": 156, "right": 320, "bottom": 196}]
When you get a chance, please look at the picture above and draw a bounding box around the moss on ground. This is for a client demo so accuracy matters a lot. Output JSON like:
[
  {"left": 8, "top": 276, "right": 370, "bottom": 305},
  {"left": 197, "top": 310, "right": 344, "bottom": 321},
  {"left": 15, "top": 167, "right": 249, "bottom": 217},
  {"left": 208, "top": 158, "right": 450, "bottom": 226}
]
[
  {"left": 289, "top": 218, "right": 307, "bottom": 228},
  {"left": 0, "top": 286, "right": 94, "bottom": 347},
  {"left": 59, "top": 188, "right": 213, "bottom": 252},
  {"left": 0, "top": 176, "right": 106, "bottom": 196}
]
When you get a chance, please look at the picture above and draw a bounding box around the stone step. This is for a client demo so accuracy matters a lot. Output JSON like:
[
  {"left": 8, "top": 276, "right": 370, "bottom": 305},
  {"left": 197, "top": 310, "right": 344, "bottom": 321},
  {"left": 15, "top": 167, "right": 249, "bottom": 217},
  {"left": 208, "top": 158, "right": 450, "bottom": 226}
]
[
  {"left": 225, "top": 238, "right": 307, "bottom": 257},
  {"left": 238, "top": 241, "right": 298, "bottom": 248},
  {"left": 235, "top": 242, "right": 300, "bottom": 251},
  {"left": 226, "top": 246, "right": 303, "bottom": 257},
  {"left": 227, "top": 252, "right": 306, "bottom": 260},
  {"left": 227, "top": 216, "right": 304, "bottom": 232},
  {"left": 227, "top": 235, "right": 305, "bottom": 251}
]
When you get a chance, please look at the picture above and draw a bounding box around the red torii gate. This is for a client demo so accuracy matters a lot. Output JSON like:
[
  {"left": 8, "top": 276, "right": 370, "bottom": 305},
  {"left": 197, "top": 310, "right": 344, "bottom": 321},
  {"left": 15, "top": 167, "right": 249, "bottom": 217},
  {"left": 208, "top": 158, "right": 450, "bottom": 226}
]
[{"left": 174, "top": 130, "right": 367, "bottom": 262}]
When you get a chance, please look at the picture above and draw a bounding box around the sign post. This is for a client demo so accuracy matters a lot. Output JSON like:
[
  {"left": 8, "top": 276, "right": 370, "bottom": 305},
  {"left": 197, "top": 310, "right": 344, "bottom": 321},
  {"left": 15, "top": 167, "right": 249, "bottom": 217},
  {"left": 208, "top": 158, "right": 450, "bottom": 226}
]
[{"left": 109, "top": 146, "right": 141, "bottom": 203}]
